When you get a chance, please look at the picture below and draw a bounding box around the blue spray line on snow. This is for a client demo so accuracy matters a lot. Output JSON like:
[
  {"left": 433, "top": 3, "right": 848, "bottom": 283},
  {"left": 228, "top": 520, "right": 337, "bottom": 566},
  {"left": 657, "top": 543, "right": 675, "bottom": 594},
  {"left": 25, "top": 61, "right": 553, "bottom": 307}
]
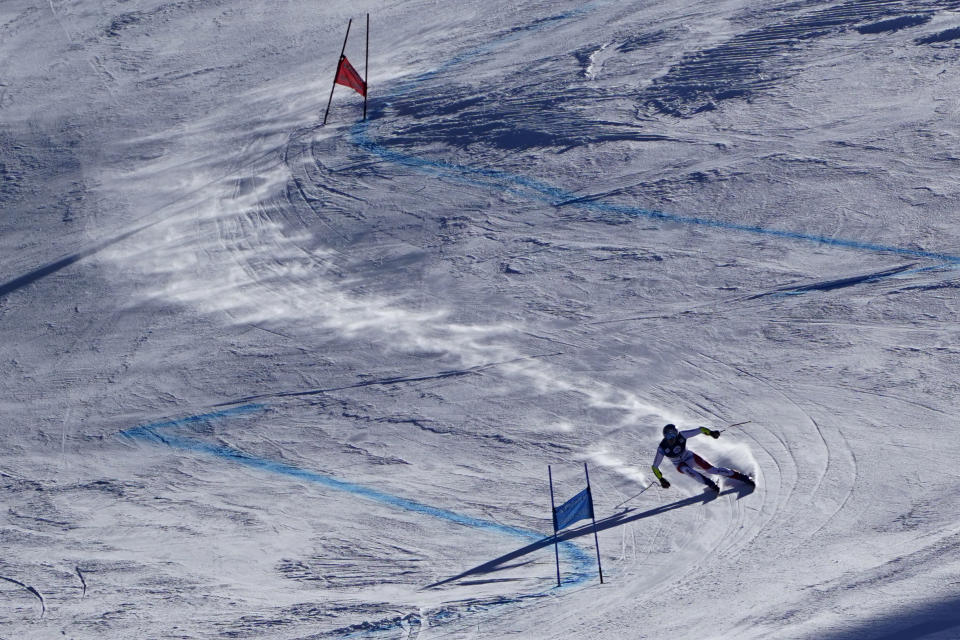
[
  {"left": 352, "top": 122, "right": 960, "bottom": 264},
  {"left": 348, "top": 5, "right": 960, "bottom": 267},
  {"left": 119, "top": 404, "right": 266, "bottom": 439},
  {"left": 119, "top": 405, "right": 595, "bottom": 593}
]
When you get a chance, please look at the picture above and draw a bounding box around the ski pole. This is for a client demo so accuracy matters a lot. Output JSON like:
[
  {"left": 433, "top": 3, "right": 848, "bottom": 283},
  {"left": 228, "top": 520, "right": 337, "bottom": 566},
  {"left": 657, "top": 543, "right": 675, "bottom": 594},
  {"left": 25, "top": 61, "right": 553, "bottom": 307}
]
[
  {"left": 718, "top": 420, "right": 751, "bottom": 434},
  {"left": 613, "top": 483, "right": 654, "bottom": 509}
]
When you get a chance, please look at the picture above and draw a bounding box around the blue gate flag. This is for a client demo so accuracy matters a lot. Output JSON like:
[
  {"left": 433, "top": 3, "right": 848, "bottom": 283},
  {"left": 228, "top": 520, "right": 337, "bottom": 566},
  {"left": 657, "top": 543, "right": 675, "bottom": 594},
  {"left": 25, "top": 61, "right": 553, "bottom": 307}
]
[{"left": 554, "top": 487, "right": 593, "bottom": 531}]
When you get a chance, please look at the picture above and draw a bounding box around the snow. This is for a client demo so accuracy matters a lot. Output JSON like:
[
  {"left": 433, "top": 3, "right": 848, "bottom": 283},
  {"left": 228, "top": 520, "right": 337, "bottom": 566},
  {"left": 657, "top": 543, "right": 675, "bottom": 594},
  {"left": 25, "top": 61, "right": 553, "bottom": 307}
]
[{"left": 3, "top": 0, "right": 960, "bottom": 638}]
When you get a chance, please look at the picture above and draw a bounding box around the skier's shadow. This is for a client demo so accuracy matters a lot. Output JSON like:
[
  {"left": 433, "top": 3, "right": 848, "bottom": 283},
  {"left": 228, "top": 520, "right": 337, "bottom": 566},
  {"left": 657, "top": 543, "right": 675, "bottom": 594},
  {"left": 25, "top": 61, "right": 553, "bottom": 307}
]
[{"left": 425, "top": 485, "right": 752, "bottom": 589}]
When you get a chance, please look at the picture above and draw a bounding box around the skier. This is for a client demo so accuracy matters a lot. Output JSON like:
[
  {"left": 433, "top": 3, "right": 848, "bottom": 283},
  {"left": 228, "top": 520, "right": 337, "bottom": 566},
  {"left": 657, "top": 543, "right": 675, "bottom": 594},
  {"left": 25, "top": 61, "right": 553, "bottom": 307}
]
[{"left": 652, "top": 423, "right": 755, "bottom": 493}]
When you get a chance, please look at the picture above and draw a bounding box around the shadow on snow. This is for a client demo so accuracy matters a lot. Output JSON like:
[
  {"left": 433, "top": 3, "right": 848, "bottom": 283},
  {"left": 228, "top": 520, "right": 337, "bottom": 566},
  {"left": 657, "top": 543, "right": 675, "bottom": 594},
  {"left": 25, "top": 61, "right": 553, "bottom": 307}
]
[
  {"left": 819, "top": 594, "right": 960, "bottom": 640},
  {"left": 426, "top": 485, "right": 753, "bottom": 589}
]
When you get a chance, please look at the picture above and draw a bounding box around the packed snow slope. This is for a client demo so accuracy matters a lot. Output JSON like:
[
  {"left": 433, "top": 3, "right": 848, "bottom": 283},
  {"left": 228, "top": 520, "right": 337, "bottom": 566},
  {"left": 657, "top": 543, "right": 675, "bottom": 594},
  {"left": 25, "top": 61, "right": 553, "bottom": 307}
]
[{"left": 3, "top": 0, "right": 960, "bottom": 638}]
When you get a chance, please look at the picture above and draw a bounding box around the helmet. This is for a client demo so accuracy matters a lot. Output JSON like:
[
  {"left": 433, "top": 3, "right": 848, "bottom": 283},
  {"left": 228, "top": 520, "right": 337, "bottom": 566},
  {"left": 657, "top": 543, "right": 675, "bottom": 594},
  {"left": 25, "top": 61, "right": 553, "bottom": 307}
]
[{"left": 662, "top": 424, "right": 678, "bottom": 441}]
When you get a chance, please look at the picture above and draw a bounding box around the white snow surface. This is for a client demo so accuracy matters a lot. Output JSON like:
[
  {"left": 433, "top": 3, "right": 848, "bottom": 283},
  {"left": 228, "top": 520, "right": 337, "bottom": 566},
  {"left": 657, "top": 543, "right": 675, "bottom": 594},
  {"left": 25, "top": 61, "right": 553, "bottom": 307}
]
[{"left": 3, "top": 0, "right": 960, "bottom": 638}]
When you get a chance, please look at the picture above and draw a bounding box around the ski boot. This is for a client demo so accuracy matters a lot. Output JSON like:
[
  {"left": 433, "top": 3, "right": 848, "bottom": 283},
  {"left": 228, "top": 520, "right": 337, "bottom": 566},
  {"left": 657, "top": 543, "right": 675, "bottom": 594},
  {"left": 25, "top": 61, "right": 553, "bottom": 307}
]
[{"left": 733, "top": 471, "right": 755, "bottom": 488}]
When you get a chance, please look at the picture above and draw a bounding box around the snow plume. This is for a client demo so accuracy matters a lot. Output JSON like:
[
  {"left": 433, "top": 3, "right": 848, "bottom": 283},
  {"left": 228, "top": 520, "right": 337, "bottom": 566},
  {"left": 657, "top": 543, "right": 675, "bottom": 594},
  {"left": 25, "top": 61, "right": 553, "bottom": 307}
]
[
  {"left": 100, "top": 156, "right": 523, "bottom": 369},
  {"left": 583, "top": 424, "right": 759, "bottom": 494},
  {"left": 505, "top": 356, "right": 683, "bottom": 428},
  {"left": 98, "top": 104, "right": 723, "bottom": 471},
  {"left": 691, "top": 429, "right": 760, "bottom": 480},
  {"left": 103, "top": 139, "right": 690, "bottom": 435},
  {"left": 585, "top": 445, "right": 650, "bottom": 487},
  {"left": 108, "top": 215, "right": 515, "bottom": 371}
]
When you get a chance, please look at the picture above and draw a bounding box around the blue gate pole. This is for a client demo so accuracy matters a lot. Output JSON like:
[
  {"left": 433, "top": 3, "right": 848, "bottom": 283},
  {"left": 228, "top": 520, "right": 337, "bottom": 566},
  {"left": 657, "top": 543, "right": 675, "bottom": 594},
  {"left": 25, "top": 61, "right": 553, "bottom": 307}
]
[
  {"left": 363, "top": 13, "right": 369, "bottom": 121},
  {"left": 548, "top": 465, "right": 561, "bottom": 587},
  {"left": 584, "top": 462, "right": 604, "bottom": 584}
]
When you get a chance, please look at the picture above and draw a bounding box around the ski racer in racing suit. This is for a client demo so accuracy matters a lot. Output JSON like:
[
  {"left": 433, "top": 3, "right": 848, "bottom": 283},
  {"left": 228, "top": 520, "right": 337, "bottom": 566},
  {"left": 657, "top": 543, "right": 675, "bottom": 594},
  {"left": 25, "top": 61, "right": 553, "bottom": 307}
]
[{"left": 652, "top": 424, "right": 755, "bottom": 492}]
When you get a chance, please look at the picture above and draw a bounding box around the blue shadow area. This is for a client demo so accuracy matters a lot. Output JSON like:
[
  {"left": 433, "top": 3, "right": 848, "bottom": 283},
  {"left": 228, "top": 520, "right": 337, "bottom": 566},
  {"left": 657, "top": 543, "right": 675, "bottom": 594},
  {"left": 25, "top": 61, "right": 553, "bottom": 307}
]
[
  {"left": 916, "top": 26, "right": 960, "bottom": 44},
  {"left": 748, "top": 263, "right": 923, "bottom": 299},
  {"left": 820, "top": 595, "right": 960, "bottom": 640},
  {"left": 643, "top": 2, "right": 940, "bottom": 116},
  {"left": 350, "top": 2, "right": 960, "bottom": 266},
  {"left": 427, "top": 487, "right": 734, "bottom": 589},
  {"left": 857, "top": 13, "right": 932, "bottom": 35},
  {"left": 0, "top": 222, "right": 160, "bottom": 300}
]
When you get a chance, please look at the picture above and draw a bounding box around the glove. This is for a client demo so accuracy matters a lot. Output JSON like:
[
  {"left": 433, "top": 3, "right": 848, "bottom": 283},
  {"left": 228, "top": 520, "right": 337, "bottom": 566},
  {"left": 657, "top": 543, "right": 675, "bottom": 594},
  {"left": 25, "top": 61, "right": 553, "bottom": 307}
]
[
  {"left": 709, "top": 429, "right": 720, "bottom": 439},
  {"left": 659, "top": 477, "right": 670, "bottom": 489}
]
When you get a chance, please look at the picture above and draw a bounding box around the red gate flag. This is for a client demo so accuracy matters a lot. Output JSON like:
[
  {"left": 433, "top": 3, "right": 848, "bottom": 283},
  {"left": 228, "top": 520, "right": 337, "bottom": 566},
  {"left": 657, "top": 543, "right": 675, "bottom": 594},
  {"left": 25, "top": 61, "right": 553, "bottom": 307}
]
[{"left": 335, "top": 55, "right": 366, "bottom": 96}]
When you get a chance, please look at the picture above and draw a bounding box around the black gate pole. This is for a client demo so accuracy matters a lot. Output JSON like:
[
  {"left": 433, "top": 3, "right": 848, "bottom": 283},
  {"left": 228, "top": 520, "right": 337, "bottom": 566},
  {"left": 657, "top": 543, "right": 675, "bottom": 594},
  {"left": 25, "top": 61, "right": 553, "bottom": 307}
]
[
  {"left": 548, "top": 465, "right": 561, "bottom": 587},
  {"left": 323, "top": 18, "right": 353, "bottom": 125},
  {"left": 363, "top": 13, "right": 369, "bottom": 121},
  {"left": 584, "top": 462, "right": 604, "bottom": 584}
]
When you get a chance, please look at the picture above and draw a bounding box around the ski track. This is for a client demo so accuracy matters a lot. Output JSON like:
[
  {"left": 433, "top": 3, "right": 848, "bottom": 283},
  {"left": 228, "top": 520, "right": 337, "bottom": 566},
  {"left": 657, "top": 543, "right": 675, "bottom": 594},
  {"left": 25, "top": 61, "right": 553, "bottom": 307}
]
[
  {"left": 46, "top": 0, "right": 120, "bottom": 105},
  {"left": 0, "top": 575, "right": 45, "bottom": 619},
  {"left": 486, "top": 488, "right": 748, "bottom": 638},
  {"left": 684, "top": 347, "right": 857, "bottom": 547},
  {"left": 806, "top": 420, "right": 861, "bottom": 540},
  {"left": 746, "top": 375, "right": 859, "bottom": 547}
]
